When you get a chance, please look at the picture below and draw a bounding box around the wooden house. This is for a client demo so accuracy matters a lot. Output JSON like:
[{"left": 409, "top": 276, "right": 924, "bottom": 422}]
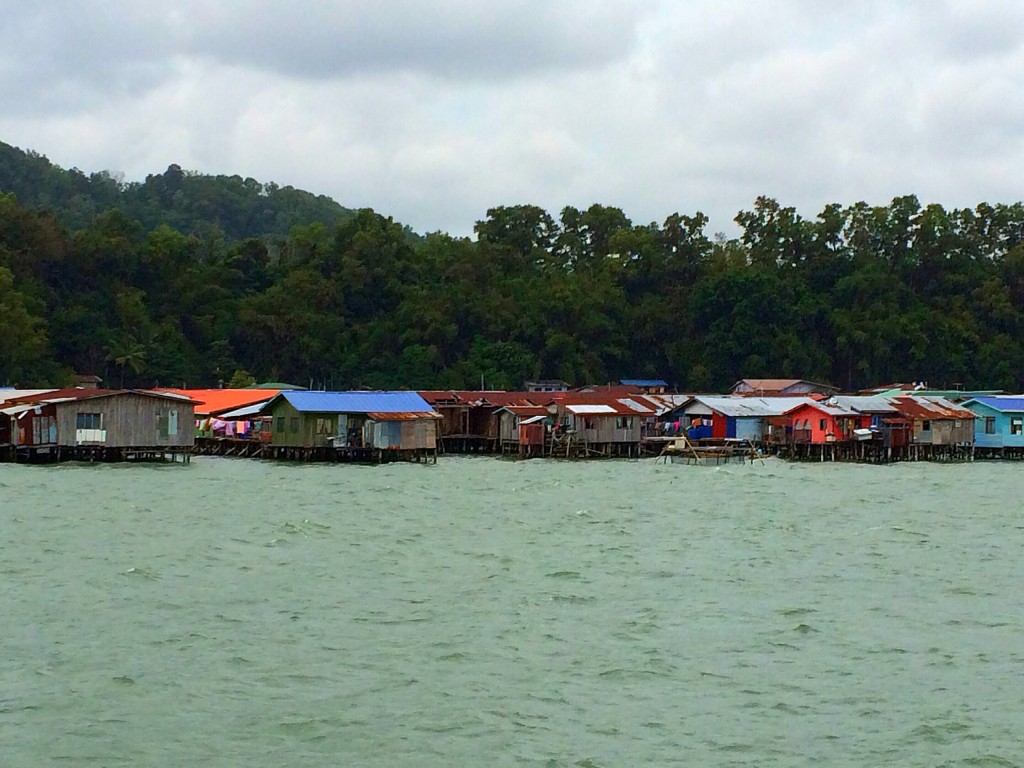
[
  {"left": 419, "top": 391, "right": 540, "bottom": 453},
  {"left": 261, "top": 391, "right": 439, "bottom": 461},
  {"left": 547, "top": 394, "right": 654, "bottom": 457},
  {"left": 2, "top": 390, "right": 54, "bottom": 458},
  {"left": 960, "top": 396, "right": 1024, "bottom": 457},
  {"left": 525, "top": 379, "right": 570, "bottom": 393},
  {"left": 495, "top": 405, "right": 550, "bottom": 455},
  {"left": 158, "top": 388, "right": 281, "bottom": 439},
  {"left": 1, "top": 388, "right": 194, "bottom": 462},
  {"left": 731, "top": 378, "right": 839, "bottom": 397},
  {"left": 619, "top": 379, "right": 668, "bottom": 395},
  {"left": 888, "top": 396, "right": 975, "bottom": 458},
  {"left": 419, "top": 391, "right": 467, "bottom": 443}
]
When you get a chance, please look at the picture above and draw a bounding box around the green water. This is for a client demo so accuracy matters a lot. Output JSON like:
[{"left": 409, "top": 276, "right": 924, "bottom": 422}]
[{"left": 2, "top": 457, "right": 1022, "bottom": 766}]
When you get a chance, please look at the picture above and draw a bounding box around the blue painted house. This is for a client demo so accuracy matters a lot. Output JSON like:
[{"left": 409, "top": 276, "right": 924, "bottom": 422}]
[{"left": 961, "top": 396, "right": 1024, "bottom": 452}]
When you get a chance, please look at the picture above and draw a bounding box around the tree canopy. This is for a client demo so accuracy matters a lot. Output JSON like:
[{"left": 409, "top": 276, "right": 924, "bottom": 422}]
[{"left": 2, "top": 143, "right": 1023, "bottom": 392}]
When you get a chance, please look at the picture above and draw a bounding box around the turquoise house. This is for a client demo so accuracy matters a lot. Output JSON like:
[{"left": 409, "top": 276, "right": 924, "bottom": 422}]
[{"left": 961, "top": 396, "right": 1024, "bottom": 450}]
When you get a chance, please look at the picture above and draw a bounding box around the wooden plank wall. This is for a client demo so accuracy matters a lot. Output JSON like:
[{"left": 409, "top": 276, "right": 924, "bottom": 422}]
[{"left": 55, "top": 394, "right": 194, "bottom": 448}]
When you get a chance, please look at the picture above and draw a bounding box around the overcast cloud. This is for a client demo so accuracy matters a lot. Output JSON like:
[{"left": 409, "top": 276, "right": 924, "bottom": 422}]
[{"left": 1, "top": 1, "right": 1022, "bottom": 236}]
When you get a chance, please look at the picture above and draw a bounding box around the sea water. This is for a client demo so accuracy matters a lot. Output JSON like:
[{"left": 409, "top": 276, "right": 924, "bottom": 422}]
[{"left": 1, "top": 457, "right": 1022, "bottom": 766}]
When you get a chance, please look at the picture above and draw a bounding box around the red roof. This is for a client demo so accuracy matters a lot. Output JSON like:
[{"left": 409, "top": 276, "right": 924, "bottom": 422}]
[{"left": 500, "top": 405, "right": 550, "bottom": 417}]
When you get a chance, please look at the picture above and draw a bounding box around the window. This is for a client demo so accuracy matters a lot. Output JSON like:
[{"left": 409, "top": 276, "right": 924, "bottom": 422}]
[
  {"left": 76, "top": 413, "right": 101, "bottom": 430},
  {"left": 615, "top": 416, "right": 633, "bottom": 430},
  {"left": 819, "top": 419, "right": 827, "bottom": 431},
  {"left": 33, "top": 415, "right": 56, "bottom": 443},
  {"left": 290, "top": 417, "right": 300, "bottom": 434},
  {"left": 922, "top": 420, "right": 931, "bottom": 431},
  {"left": 276, "top": 417, "right": 284, "bottom": 432},
  {"left": 1011, "top": 417, "right": 1023, "bottom": 436},
  {"left": 316, "top": 418, "right": 331, "bottom": 435},
  {"left": 984, "top": 417, "right": 996, "bottom": 434}
]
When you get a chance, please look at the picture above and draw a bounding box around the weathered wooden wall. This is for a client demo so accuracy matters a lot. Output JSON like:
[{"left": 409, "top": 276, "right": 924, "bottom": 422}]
[{"left": 55, "top": 394, "right": 194, "bottom": 448}]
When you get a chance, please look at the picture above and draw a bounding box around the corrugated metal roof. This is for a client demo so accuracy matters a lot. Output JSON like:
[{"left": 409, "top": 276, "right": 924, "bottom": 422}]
[
  {"left": 280, "top": 391, "right": 435, "bottom": 414},
  {"left": 418, "top": 390, "right": 541, "bottom": 408},
  {"left": 735, "top": 378, "right": 803, "bottom": 389},
  {"left": 217, "top": 400, "right": 272, "bottom": 420},
  {"left": 784, "top": 400, "right": 858, "bottom": 417},
  {"left": 158, "top": 388, "right": 280, "bottom": 416},
  {"left": 690, "top": 396, "right": 828, "bottom": 418},
  {"left": 551, "top": 393, "right": 655, "bottom": 415},
  {"left": 501, "top": 405, "right": 550, "bottom": 417},
  {"left": 366, "top": 411, "right": 442, "bottom": 420},
  {"left": 619, "top": 379, "right": 667, "bottom": 387},
  {"left": 0, "top": 389, "right": 55, "bottom": 405},
  {"left": 566, "top": 404, "right": 617, "bottom": 414},
  {"left": 830, "top": 395, "right": 899, "bottom": 413},
  {"left": 962, "top": 396, "right": 1024, "bottom": 413},
  {"left": 6, "top": 388, "right": 196, "bottom": 406},
  {"left": 418, "top": 390, "right": 464, "bottom": 405},
  {"left": 889, "top": 396, "right": 975, "bottom": 420},
  {"left": 618, "top": 398, "right": 652, "bottom": 413},
  {"left": 1, "top": 403, "right": 37, "bottom": 417}
]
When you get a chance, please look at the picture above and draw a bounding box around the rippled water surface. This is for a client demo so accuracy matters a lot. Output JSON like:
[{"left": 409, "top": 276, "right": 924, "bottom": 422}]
[{"left": 2, "top": 457, "right": 1023, "bottom": 766}]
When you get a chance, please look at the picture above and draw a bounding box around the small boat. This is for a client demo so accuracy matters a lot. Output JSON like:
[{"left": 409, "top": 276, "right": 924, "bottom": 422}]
[{"left": 658, "top": 436, "right": 762, "bottom": 466}]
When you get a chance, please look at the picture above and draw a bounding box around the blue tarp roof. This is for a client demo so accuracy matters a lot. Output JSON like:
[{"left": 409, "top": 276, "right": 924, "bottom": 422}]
[
  {"left": 962, "top": 396, "right": 1024, "bottom": 413},
  {"left": 620, "top": 379, "right": 667, "bottom": 387},
  {"left": 277, "top": 391, "right": 435, "bottom": 414}
]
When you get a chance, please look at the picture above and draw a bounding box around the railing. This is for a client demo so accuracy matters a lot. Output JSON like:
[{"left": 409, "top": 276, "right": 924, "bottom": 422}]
[{"left": 76, "top": 428, "right": 107, "bottom": 444}]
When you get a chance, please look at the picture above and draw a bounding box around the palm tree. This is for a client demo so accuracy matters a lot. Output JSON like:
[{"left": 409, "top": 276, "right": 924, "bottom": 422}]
[{"left": 104, "top": 336, "right": 148, "bottom": 388}]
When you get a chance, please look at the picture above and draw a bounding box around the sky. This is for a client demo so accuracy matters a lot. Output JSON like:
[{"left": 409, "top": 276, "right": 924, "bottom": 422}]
[{"left": 2, "top": 1, "right": 1022, "bottom": 237}]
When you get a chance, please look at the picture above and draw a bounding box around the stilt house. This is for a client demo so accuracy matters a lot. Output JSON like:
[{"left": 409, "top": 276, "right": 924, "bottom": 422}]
[
  {"left": 961, "top": 396, "right": 1024, "bottom": 455},
  {"left": 1, "top": 388, "right": 195, "bottom": 461},
  {"left": 262, "top": 391, "right": 439, "bottom": 456}
]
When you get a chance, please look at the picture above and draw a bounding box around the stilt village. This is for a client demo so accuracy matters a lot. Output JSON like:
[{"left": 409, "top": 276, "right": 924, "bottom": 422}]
[{"left": 3, "top": 376, "right": 1024, "bottom": 467}]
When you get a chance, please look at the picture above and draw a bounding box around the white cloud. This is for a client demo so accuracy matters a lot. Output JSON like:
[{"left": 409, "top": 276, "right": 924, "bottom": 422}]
[{"left": 1, "top": 1, "right": 1022, "bottom": 236}]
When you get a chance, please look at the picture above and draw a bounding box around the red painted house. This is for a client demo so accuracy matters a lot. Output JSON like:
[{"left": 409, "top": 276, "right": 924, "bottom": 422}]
[{"left": 782, "top": 401, "right": 858, "bottom": 444}]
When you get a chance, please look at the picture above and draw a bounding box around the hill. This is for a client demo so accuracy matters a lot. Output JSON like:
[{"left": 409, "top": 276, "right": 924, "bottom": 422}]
[{"left": 0, "top": 140, "right": 360, "bottom": 240}]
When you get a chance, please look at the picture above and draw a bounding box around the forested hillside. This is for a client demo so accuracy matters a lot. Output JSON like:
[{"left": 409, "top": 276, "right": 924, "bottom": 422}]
[
  {"left": 0, "top": 140, "right": 360, "bottom": 239},
  {"left": 2, "top": 142, "right": 1024, "bottom": 392}
]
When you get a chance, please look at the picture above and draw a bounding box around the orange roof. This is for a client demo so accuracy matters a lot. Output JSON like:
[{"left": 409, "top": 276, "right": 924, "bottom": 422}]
[{"left": 157, "top": 388, "right": 281, "bottom": 416}]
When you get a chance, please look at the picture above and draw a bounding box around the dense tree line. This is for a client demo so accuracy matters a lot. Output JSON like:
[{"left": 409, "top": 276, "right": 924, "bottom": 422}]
[{"left": 2, "top": 144, "right": 1024, "bottom": 392}]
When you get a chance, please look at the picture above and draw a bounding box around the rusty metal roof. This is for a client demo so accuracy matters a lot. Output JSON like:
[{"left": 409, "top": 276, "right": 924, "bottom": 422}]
[
  {"left": 417, "top": 390, "right": 542, "bottom": 408},
  {"left": 556, "top": 395, "right": 656, "bottom": 416},
  {"left": 500, "top": 405, "right": 550, "bottom": 417},
  {"left": 889, "top": 396, "right": 975, "bottom": 420},
  {"left": 366, "top": 411, "right": 442, "bottom": 420}
]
